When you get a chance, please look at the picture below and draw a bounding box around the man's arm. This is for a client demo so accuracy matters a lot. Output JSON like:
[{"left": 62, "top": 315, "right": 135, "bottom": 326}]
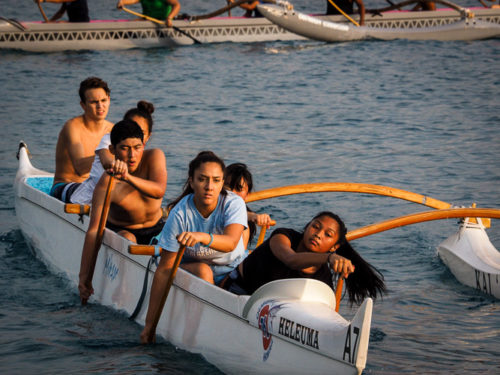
[
  {"left": 116, "top": 0, "right": 141, "bottom": 9},
  {"left": 114, "top": 149, "right": 167, "bottom": 199},
  {"left": 165, "top": 0, "right": 181, "bottom": 27},
  {"left": 63, "top": 121, "right": 95, "bottom": 177},
  {"left": 96, "top": 148, "right": 114, "bottom": 170},
  {"left": 78, "top": 173, "right": 111, "bottom": 304},
  {"left": 354, "top": 0, "right": 365, "bottom": 26}
]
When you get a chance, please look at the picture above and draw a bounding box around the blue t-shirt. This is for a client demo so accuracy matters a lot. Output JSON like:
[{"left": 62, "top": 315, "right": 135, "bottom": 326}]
[{"left": 157, "top": 191, "right": 248, "bottom": 272}]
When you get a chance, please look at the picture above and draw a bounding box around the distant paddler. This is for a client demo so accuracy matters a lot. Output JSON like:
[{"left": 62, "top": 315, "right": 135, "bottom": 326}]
[
  {"left": 326, "top": 0, "right": 365, "bottom": 26},
  {"left": 117, "top": 0, "right": 181, "bottom": 28},
  {"left": 34, "top": 0, "right": 90, "bottom": 23}
]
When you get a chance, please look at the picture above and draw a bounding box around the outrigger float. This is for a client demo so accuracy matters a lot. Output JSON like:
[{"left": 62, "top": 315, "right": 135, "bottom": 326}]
[
  {"left": 2, "top": 1, "right": 500, "bottom": 51},
  {"left": 14, "top": 142, "right": 500, "bottom": 374},
  {"left": 258, "top": 0, "right": 500, "bottom": 42}
]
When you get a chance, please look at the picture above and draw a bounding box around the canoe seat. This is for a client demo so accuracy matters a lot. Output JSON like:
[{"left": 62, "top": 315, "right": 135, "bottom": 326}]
[
  {"left": 26, "top": 176, "right": 53, "bottom": 194},
  {"left": 242, "top": 278, "right": 335, "bottom": 319}
]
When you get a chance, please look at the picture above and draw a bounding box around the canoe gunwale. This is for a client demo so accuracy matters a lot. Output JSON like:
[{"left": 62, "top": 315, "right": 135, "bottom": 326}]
[{"left": 2, "top": 7, "right": 500, "bottom": 51}]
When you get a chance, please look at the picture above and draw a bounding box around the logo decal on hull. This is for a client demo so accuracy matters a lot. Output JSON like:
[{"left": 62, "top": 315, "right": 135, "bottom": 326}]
[{"left": 256, "top": 300, "right": 285, "bottom": 361}]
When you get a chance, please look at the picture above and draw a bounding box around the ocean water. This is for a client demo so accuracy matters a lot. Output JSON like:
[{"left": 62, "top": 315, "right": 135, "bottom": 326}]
[{"left": 1, "top": 1, "right": 499, "bottom": 374}]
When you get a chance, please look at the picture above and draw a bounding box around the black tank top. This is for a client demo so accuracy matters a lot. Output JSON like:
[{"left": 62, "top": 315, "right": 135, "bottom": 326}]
[
  {"left": 64, "top": 0, "right": 90, "bottom": 22},
  {"left": 241, "top": 228, "right": 333, "bottom": 294}
]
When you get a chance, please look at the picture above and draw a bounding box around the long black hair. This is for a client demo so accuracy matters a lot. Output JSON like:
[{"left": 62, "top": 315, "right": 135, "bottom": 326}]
[
  {"left": 168, "top": 151, "right": 227, "bottom": 211},
  {"left": 224, "top": 163, "right": 257, "bottom": 242},
  {"left": 305, "top": 211, "right": 386, "bottom": 305}
]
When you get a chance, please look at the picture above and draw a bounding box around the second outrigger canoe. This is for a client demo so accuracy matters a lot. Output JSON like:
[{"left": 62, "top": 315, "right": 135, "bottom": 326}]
[
  {"left": 257, "top": 2, "right": 500, "bottom": 42},
  {"left": 2, "top": 4, "right": 500, "bottom": 51},
  {"left": 14, "top": 142, "right": 500, "bottom": 373}
]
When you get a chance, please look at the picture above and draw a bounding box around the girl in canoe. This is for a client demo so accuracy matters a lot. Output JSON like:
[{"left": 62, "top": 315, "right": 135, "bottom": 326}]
[
  {"left": 221, "top": 211, "right": 386, "bottom": 305},
  {"left": 141, "top": 151, "right": 248, "bottom": 343},
  {"left": 224, "top": 162, "right": 272, "bottom": 249},
  {"left": 152, "top": 151, "right": 248, "bottom": 283}
]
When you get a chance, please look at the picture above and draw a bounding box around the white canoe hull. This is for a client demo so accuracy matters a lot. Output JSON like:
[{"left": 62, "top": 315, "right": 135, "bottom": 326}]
[
  {"left": 14, "top": 142, "right": 371, "bottom": 375},
  {"left": 437, "top": 222, "right": 500, "bottom": 298},
  {"left": 2, "top": 7, "right": 500, "bottom": 51},
  {"left": 258, "top": 4, "right": 500, "bottom": 42}
]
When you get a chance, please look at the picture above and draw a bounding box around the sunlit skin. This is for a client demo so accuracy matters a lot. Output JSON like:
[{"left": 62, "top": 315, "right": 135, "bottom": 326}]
[
  {"left": 53, "top": 87, "right": 113, "bottom": 184},
  {"left": 175, "top": 162, "right": 243, "bottom": 252},
  {"left": 80, "top": 88, "right": 110, "bottom": 122},
  {"left": 79, "top": 133, "right": 167, "bottom": 305},
  {"left": 190, "top": 162, "right": 225, "bottom": 217},
  {"left": 109, "top": 137, "right": 145, "bottom": 179},
  {"left": 300, "top": 216, "right": 340, "bottom": 254},
  {"left": 96, "top": 114, "right": 151, "bottom": 172}
]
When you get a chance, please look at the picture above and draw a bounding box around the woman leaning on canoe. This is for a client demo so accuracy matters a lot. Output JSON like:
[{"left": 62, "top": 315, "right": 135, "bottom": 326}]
[
  {"left": 141, "top": 151, "right": 385, "bottom": 343},
  {"left": 220, "top": 211, "right": 386, "bottom": 305}
]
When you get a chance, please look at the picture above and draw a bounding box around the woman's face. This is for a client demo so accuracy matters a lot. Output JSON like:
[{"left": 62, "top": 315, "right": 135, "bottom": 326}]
[
  {"left": 231, "top": 177, "right": 249, "bottom": 200},
  {"left": 131, "top": 115, "right": 150, "bottom": 143},
  {"left": 303, "top": 215, "right": 340, "bottom": 253},
  {"left": 190, "top": 162, "right": 224, "bottom": 211}
]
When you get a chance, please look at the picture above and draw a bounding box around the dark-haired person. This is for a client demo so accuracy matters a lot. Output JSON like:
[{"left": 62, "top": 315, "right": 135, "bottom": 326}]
[
  {"left": 70, "top": 100, "right": 157, "bottom": 204},
  {"left": 411, "top": 1, "right": 436, "bottom": 11},
  {"left": 228, "top": 0, "right": 263, "bottom": 18},
  {"left": 78, "top": 119, "right": 167, "bottom": 305},
  {"left": 117, "top": 0, "right": 181, "bottom": 28},
  {"left": 326, "top": 0, "right": 365, "bottom": 26},
  {"left": 140, "top": 151, "right": 247, "bottom": 343},
  {"left": 224, "top": 162, "right": 272, "bottom": 249},
  {"left": 222, "top": 211, "right": 386, "bottom": 305},
  {"left": 34, "top": 0, "right": 90, "bottom": 23},
  {"left": 50, "top": 77, "right": 113, "bottom": 203}
]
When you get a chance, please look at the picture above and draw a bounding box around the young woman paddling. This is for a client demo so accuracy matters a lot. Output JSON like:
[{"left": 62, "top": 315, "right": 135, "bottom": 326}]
[
  {"left": 221, "top": 211, "right": 386, "bottom": 305},
  {"left": 224, "top": 162, "right": 272, "bottom": 249},
  {"left": 141, "top": 151, "right": 248, "bottom": 343}
]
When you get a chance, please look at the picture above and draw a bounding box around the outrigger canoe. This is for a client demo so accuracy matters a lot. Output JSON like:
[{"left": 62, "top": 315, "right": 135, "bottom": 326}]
[
  {"left": 14, "top": 142, "right": 500, "bottom": 373},
  {"left": 257, "top": 3, "right": 500, "bottom": 42},
  {"left": 14, "top": 143, "right": 373, "bottom": 375},
  {"left": 2, "top": 5, "right": 500, "bottom": 51}
]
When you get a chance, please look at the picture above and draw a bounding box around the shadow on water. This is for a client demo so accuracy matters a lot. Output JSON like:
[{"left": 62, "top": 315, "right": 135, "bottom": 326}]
[{"left": 0, "top": 229, "right": 222, "bottom": 375}]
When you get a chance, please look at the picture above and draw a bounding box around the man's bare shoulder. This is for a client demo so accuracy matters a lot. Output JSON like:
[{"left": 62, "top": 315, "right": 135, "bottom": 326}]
[
  {"left": 57, "top": 116, "right": 85, "bottom": 140},
  {"left": 103, "top": 120, "right": 114, "bottom": 133},
  {"left": 144, "top": 148, "right": 166, "bottom": 162}
]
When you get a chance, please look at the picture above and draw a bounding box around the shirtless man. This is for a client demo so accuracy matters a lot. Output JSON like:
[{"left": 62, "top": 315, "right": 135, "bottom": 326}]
[
  {"left": 78, "top": 119, "right": 167, "bottom": 304},
  {"left": 50, "top": 77, "right": 113, "bottom": 202}
]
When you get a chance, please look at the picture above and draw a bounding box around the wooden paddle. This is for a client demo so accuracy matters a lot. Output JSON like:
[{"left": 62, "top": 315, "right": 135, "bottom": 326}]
[
  {"left": 255, "top": 220, "right": 276, "bottom": 247},
  {"left": 327, "top": 0, "right": 360, "bottom": 26},
  {"left": 148, "top": 244, "right": 186, "bottom": 334},
  {"left": 346, "top": 207, "right": 500, "bottom": 241},
  {"left": 36, "top": 0, "right": 49, "bottom": 23},
  {"left": 120, "top": 6, "right": 202, "bottom": 44},
  {"left": 335, "top": 277, "right": 344, "bottom": 312}
]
